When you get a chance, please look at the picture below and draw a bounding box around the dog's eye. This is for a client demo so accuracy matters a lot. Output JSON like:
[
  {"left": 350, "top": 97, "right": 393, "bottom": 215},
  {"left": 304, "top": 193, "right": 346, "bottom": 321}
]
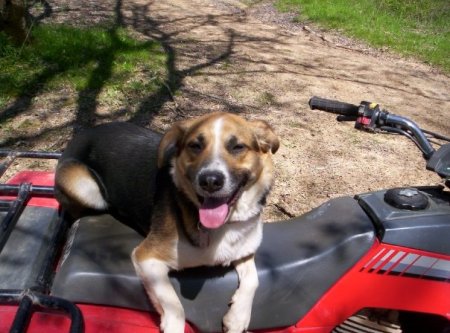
[
  {"left": 230, "top": 143, "right": 246, "bottom": 154},
  {"left": 187, "top": 141, "right": 203, "bottom": 153}
]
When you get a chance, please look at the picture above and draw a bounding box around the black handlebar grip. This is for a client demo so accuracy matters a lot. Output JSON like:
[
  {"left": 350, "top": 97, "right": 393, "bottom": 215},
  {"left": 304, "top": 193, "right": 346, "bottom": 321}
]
[{"left": 309, "top": 96, "right": 359, "bottom": 117}]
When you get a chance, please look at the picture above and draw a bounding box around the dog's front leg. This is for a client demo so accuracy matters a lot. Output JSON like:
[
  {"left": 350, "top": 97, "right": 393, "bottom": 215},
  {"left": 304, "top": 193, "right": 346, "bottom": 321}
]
[
  {"left": 223, "top": 255, "right": 258, "bottom": 333},
  {"left": 132, "top": 251, "right": 185, "bottom": 333}
]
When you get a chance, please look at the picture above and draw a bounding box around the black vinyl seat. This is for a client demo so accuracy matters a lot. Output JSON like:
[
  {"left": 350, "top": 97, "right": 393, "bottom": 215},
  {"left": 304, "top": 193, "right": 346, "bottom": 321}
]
[{"left": 51, "top": 196, "right": 375, "bottom": 332}]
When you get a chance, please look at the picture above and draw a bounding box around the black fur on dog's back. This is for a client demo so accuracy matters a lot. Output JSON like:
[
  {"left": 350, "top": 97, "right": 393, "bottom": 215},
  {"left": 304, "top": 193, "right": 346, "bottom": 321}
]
[{"left": 55, "top": 122, "right": 162, "bottom": 235}]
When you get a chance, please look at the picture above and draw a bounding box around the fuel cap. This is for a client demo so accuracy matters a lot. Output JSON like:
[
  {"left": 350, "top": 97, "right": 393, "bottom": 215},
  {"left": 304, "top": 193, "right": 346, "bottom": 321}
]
[{"left": 384, "top": 188, "right": 429, "bottom": 210}]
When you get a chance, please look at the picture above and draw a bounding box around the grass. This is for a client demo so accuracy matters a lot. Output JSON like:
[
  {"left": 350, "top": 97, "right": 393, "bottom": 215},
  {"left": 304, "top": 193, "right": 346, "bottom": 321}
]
[
  {"left": 0, "top": 24, "right": 167, "bottom": 109},
  {"left": 258, "top": 91, "right": 277, "bottom": 106},
  {"left": 276, "top": 0, "right": 450, "bottom": 73}
]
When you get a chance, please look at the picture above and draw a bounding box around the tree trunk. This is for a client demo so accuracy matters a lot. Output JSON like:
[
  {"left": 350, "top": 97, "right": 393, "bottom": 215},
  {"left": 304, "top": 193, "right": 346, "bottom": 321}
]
[{"left": 0, "top": 0, "right": 28, "bottom": 44}]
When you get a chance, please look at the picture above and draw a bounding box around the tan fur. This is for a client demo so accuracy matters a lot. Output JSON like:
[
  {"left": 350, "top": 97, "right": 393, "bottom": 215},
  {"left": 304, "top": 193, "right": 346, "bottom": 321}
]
[
  {"left": 55, "top": 161, "right": 108, "bottom": 213},
  {"left": 133, "top": 230, "right": 177, "bottom": 266}
]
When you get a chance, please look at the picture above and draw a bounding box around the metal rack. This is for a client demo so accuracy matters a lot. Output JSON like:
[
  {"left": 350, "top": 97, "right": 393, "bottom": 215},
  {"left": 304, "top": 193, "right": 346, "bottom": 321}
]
[{"left": 0, "top": 150, "right": 84, "bottom": 333}]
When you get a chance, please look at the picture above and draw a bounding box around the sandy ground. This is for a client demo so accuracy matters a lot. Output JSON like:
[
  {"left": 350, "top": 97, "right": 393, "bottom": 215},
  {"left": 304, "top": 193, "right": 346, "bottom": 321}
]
[{"left": 1, "top": 0, "right": 449, "bottom": 221}]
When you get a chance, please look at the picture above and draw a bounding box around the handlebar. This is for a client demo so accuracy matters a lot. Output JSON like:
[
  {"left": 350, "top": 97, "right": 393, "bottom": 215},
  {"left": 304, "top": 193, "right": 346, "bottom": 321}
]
[
  {"left": 381, "top": 113, "right": 435, "bottom": 159},
  {"left": 308, "top": 96, "right": 436, "bottom": 160},
  {"left": 308, "top": 96, "right": 359, "bottom": 117}
]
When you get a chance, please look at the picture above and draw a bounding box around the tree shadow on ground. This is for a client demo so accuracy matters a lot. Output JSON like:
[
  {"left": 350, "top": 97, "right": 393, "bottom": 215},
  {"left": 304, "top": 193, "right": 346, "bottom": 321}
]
[
  {"left": 1, "top": 0, "right": 139, "bottom": 132},
  {"left": 124, "top": 3, "right": 238, "bottom": 126},
  {"left": 5, "top": 0, "right": 439, "bottom": 150},
  {"left": 0, "top": 0, "right": 247, "bottom": 148}
]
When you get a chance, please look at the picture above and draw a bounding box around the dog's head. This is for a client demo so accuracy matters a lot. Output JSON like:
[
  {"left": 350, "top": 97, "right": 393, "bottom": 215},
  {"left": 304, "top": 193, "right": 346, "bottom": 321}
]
[{"left": 158, "top": 112, "right": 279, "bottom": 229}]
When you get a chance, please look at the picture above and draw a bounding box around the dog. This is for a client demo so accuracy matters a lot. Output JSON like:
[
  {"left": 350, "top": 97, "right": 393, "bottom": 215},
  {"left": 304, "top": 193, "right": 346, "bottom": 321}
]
[{"left": 54, "top": 112, "right": 279, "bottom": 333}]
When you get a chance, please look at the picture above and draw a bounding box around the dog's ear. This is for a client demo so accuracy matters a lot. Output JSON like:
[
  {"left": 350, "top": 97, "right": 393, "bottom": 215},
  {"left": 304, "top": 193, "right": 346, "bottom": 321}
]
[
  {"left": 158, "top": 118, "right": 194, "bottom": 168},
  {"left": 158, "top": 123, "right": 183, "bottom": 168},
  {"left": 251, "top": 120, "right": 280, "bottom": 154}
]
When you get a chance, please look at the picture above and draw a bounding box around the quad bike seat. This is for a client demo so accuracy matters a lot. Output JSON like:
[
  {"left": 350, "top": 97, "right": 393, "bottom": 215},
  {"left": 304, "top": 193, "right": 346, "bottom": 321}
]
[{"left": 51, "top": 196, "right": 375, "bottom": 332}]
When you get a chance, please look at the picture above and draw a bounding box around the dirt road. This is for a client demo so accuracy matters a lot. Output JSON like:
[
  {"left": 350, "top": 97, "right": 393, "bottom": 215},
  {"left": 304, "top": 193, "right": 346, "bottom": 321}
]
[
  {"left": 125, "top": 0, "right": 450, "bottom": 220},
  {"left": 2, "top": 0, "right": 450, "bottom": 220}
]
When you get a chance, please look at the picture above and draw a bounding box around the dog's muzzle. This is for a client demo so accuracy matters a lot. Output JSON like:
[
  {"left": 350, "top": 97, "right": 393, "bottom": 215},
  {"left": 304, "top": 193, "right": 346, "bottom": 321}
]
[{"left": 195, "top": 169, "right": 249, "bottom": 230}]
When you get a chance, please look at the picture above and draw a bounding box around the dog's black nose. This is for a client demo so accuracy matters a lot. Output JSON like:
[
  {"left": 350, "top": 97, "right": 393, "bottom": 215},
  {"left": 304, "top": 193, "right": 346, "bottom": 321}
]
[{"left": 199, "top": 171, "right": 225, "bottom": 193}]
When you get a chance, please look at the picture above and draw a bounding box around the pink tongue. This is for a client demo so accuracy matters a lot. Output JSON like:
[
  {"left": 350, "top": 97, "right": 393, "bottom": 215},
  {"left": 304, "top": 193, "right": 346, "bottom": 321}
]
[{"left": 199, "top": 200, "right": 229, "bottom": 229}]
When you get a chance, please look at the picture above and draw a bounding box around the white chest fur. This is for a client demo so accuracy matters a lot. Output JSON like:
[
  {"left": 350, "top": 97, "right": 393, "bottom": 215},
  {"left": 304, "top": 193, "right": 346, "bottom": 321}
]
[{"left": 176, "top": 217, "right": 262, "bottom": 269}]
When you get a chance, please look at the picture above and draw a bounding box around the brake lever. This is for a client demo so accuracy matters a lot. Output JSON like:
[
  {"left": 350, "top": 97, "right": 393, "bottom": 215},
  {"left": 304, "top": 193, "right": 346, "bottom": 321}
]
[{"left": 336, "top": 115, "right": 358, "bottom": 122}]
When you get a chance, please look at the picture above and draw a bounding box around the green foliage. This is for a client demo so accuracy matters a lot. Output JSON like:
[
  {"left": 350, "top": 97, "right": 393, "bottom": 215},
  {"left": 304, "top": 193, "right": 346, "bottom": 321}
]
[
  {"left": 276, "top": 0, "right": 450, "bottom": 72},
  {"left": 0, "top": 24, "right": 167, "bottom": 101},
  {"left": 375, "top": 0, "right": 448, "bottom": 22}
]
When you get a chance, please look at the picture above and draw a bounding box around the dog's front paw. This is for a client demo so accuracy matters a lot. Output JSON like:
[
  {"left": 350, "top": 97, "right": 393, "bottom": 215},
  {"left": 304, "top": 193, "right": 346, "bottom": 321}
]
[
  {"left": 160, "top": 313, "right": 185, "bottom": 333},
  {"left": 222, "top": 303, "right": 251, "bottom": 333}
]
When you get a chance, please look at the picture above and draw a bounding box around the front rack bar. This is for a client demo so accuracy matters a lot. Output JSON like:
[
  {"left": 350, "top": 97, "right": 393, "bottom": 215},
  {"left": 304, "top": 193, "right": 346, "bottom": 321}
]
[
  {"left": 0, "top": 184, "right": 55, "bottom": 196},
  {"left": 0, "top": 151, "right": 61, "bottom": 159},
  {"left": 0, "top": 150, "right": 61, "bottom": 179},
  {"left": 34, "top": 213, "right": 70, "bottom": 293},
  {"left": 0, "top": 183, "right": 31, "bottom": 254},
  {"left": 10, "top": 294, "right": 33, "bottom": 333},
  {"left": 0, "top": 290, "right": 84, "bottom": 333},
  {"left": 0, "top": 150, "right": 84, "bottom": 333}
]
